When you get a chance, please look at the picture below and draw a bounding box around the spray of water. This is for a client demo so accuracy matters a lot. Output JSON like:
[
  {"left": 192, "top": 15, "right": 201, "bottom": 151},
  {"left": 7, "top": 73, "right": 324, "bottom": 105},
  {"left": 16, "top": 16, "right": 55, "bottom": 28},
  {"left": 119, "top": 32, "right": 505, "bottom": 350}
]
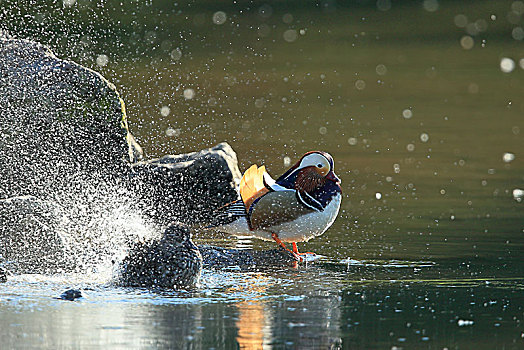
[
  {"left": 51, "top": 177, "right": 159, "bottom": 282},
  {"left": 0, "top": 34, "right": 158, "bottom": 283}
]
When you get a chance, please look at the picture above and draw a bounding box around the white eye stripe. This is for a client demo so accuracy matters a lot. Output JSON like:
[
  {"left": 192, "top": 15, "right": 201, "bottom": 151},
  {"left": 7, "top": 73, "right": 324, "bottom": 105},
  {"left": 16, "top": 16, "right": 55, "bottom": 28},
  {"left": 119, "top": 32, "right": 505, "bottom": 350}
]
[{"left": 297, "top": 153, "right": 330, "bottom": 170}]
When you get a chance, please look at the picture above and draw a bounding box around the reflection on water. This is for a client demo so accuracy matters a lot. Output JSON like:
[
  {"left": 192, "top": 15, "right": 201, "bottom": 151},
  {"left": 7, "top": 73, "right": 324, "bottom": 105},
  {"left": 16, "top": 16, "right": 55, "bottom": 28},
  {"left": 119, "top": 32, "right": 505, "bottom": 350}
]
[
  {"left": 1, "top": 261, "right": 523, "bottom": 349},
  {"left": 236, "top": 301, "right": 266, "bottom": 349},
  {"left": 229, "top": 274, "right": 269, "bottom": 348}
]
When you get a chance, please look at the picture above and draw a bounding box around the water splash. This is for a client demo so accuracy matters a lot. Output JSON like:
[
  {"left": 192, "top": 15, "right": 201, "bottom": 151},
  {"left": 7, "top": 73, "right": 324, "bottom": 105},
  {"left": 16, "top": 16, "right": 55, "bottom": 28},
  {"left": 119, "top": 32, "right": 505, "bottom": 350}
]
[{"left": 49, "top": 178, "right": 159, "bottom": 281}]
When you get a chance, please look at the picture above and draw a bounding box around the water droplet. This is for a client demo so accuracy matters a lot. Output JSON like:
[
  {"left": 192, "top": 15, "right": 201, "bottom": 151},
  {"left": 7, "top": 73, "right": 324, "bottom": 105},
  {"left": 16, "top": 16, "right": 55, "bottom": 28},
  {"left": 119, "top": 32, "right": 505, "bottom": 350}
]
[
  {"left": 319, "top": 126, "right": 327, "bottom": 135},
  {"left": 170, "top": 48, "right": 182, "bottom": 61},
  {"left": 212, "top": 11, "right": 227, "bottom": 25},
  {"left": 420, "top": 133, "right": 429, "bottom": 142},
  {"left": 375, "top": 64, "right": 387, "bottom": 75},
  {"left": 355, "top": 79, "right": 366, "bottom": 90},
  {"left": 454, "top": 14, "right": 468, "bottom": 27},
  {"left": 160, "top": 106, "right": 170, "bottom": 117},
  {"left": 63, "top": 0, "right": 76, "bottom": 7},
  {"left": 348, "top": 137, "right": 357, "bottom": 146},
  {"left": 440, "top": 189, "right": 446, "bottom": 195},
  {"left": 457, "top": 319, "right": 474, "bottom": 326},
  {"left": 376, "top": 0, "right": 391, "bottom": 11},
  {"left": 254, "top": 98, "right": 265, "bottom": 108},
  {"left": 503, "top": 152, "right": 515, "bottom": 163},
  {"left": 282, "top": 13, "right": 294, "bottom": 24},
  {"left": 283, "top": 29, "right": 298, "bottom": 42},
  {"left": 406, "top": 143, "right": 415, "bottom": 152},
  {"left": 258, "top": 4, "right": 273, "bottom": 19},
  {"left": 460, "top": 36, "right": 474, "bottom": 50},
  {"left": 512, "top": 1, "right": 524, "bottom": 15},
  {"left": 283, "top": 156, "right": 291, "bottom": 166},
  {"left": 402, "top": 109, "right": 413, "bottom": 119},
  {"left": 500, "top": 57, "right": 515, "bottom": 73},
  {"left": 183, "top": 88, "right": 195, "bottom": 100},
  {"left": 422, "top": 0, "right": 439, "bottom": 12},
  {"left": 512, "top": 27, "right": 524, "bottom": 40},
  {"left": 165, "top": 128, "right": 181, "bottom": 137},
  {"left": 393, "top": 163, "right": 400, "bottom": 173},
  {"left": 96, "top": 54, "right": 109, "bottom": 67},
  {"left": 375, "top": 192, "right": 382, "bottom": 200}
]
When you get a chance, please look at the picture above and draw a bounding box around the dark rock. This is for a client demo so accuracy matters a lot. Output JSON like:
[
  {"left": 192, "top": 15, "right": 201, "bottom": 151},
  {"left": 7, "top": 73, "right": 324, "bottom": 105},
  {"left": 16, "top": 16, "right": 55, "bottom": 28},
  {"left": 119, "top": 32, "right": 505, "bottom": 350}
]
[
  {"left": 0, "top": 37, "right": 245, "bottom": 278},
  {"left": 118, "top": 223, "right": 203, "bottom": 289},
  {"left": 0, "top": 266, "right": 6, "bottom": 282},
  {"left": 0, "top": 35, "right": 143, "bottom": 199},
  {"left": 199, "top": 245, "right": 299, "bottom": 270},
  {"left": 128, "top": 142, "right": 241, "bottom": 226},
  {"left": 0, "top": 196, "right": 72, "bottom": 274},
  {"left": 58, "top": 289, "right": 83, "bottom": 301}
]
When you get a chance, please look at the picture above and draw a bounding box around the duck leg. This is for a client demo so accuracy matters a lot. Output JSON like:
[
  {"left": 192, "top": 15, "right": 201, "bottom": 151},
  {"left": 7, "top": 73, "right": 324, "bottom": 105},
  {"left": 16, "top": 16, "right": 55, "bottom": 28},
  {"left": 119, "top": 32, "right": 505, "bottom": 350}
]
[{"left": 271, "top": 233, "right": 301, "bottom": 261}]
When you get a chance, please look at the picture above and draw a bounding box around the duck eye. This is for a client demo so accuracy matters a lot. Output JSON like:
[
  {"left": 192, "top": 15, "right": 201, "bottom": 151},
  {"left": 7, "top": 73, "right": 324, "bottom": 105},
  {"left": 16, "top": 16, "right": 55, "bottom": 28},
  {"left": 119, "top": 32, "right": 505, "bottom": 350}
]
[{"left": 317, "top": 164, "right": 323, "bottom": 168}]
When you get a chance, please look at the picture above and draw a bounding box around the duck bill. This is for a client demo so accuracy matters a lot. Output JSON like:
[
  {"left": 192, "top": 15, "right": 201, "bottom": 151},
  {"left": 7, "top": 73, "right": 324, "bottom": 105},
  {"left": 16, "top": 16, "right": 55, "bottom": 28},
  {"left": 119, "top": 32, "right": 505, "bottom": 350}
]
[{"left": 326, "top": 171, "right": 341, "bottom": 184}]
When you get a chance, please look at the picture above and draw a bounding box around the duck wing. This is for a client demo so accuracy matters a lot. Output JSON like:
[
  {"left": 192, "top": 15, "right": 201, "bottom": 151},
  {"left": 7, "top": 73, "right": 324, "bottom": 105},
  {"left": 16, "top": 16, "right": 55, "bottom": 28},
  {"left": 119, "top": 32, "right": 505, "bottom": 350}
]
[{"left": 248, "top": 190, "right": 316, "bottom": 230}]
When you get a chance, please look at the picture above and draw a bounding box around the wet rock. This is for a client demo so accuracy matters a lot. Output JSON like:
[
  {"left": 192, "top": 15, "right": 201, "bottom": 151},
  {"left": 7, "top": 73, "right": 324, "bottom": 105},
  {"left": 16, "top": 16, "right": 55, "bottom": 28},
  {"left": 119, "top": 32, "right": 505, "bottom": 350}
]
[
  {"left": 0, "top": 36, "right": 244, "bottom": 276},
  {"left": 0, "top": 266, "right": 6, "bottom": 282},
  {"left": 0, "top": 35, "right": 143, "bottom": 199},
  {"left": 199, "top": 246, "right": 299, "bottom": 269},
  {"left": 118, "top": 223, "right": 297, "bottom": 289},
  {"left": 58, "top": 288, "right": 83, "bottom": 301},
  {"left": 0, "top": 195, "right": 72, "bottom": 274},
  {"left": 118, "top": 223, "right": 203, "bottom": 289},
  {"left": 128, "top": 142, "right": 241, "bottom": 226}
]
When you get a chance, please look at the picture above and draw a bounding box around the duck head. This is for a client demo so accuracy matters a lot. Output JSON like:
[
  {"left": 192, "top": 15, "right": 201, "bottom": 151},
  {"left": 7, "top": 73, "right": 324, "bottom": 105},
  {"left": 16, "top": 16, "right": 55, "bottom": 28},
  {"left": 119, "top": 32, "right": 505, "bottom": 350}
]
[{"left": 277, "top": 151, "right": 341, "bottom": 193}]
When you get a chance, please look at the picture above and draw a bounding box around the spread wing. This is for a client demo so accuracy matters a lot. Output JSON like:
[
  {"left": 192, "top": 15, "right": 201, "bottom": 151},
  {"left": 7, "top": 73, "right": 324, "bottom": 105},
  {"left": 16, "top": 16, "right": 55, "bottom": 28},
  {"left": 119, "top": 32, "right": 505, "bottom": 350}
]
[
  {"left": 249, "top": 191, "right": 315, "bottom": 230},
  {"left": 239, "top": 164, "right": 270, "bottom": 211}
]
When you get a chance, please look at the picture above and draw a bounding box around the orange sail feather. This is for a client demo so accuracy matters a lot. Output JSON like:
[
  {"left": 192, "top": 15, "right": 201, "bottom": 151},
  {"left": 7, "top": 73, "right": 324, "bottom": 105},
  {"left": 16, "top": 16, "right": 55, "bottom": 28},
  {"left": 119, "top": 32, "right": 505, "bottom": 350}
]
[{"left": 239, "top": 164, "right": 269, "bottom": 211}]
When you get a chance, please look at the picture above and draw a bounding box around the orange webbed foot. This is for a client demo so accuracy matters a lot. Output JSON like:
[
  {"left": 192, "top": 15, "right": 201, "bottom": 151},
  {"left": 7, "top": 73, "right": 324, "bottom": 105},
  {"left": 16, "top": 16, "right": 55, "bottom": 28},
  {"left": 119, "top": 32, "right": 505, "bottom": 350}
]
[
  {"left": 271, "top": 233, "right": 301, "bottom": 261},
  {"left": 292, "top": 242, "right": 317, "bottom": 262}
]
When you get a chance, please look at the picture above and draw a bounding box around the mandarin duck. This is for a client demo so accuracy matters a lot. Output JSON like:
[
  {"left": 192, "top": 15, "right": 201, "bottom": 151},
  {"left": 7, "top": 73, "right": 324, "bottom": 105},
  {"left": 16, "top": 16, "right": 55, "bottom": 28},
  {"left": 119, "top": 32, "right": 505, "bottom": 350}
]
[{"left": 210, "top": 151, "right": 342, "bottom": 261}]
